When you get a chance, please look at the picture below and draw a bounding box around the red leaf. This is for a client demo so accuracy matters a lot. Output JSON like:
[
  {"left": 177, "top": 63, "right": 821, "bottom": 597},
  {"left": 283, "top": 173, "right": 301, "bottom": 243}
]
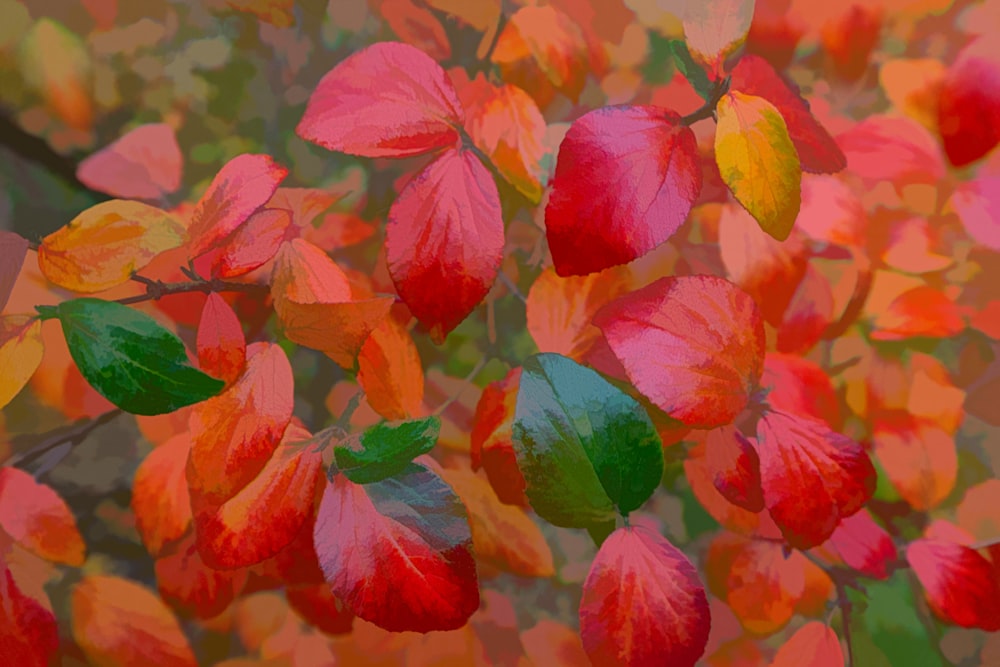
[
  {"left": 187, "top": 154, "right": 288, "bottom": 257},
  {"left": 0, "top": 562, "right": 59, "bottom": 667},
  {"left": 756, "top": 411, "right": 876, "bottom": 549},
  {"left": 835, "top": 115, "right": 945, "bottom": 186},
  {"left": 155, "top": 533, "right": 247, "bottom": 619},
  {"left": 286, "top": 584, "right": 355, "bottom": 636},
  {"left": 266, "top": 187, "right": 338, "bottom": 228},
  {"left": 907, "top": 539, "right": 1000, "bottom": 631},
  {"left": 595, "top": 275, "right": 765, "bottom": 428},
  {"left": 0, "top": 232, "right": 29, "bottom": 313},
  {"left": 949, "top": 174, "right": 1000, "bottom": 251},
  {"left": 796, "top": 175, "right": 866, "bottom": 248},
  {"left": 705, "top": 425, "right": 764, "bottom": 513},
  {"left": 296, "top": 42, "right": 464, "bottom": 158},
  {"left": 76, "top": 123, "right": 183, "bottom": 200},
  {"left": 187, "top": 343, "right": 295, "bottom": 507},
  {"left": 777, "top": 262, "right": 835, "bottom": 354},
  {"left": 768, "top": 622, "right": 844, "bottom": 667},
  {"left": 869, "top": 285, "right": 965, "bottom": 341},
  {"left": 386, "top": 148, "right": 503, "bottom": 342},
  {"left": 197, "top": 293, "right": 246, "bottom": 385},
  {"left": 729, "top": 55, "right": 846, "bottom": 173},
  {"left": 761, "top": 353, "right": 841, "bottom": 429},
  {"left": 131, "top": 433, "right": 193, "bottom": 557},
  {"left": 825, "top": 510, "right": 896, "bottom": 580},
  {"left": 209, "top": 208, "right": 293, "bottom": 278},
  {"left": 821, "top": 5, "right": 882, "bottom": 81},
  {"left": 313, "top": 463, "right": 479, "bottom": 632},
  {"left": 544, "top": 106, "right": 701, "bottom": 276},
  {"left": 938, "top": 37, "right": 1000, "bottom": 167},
  {"left": 579, "top": 525, "right": 710, "bottom": 667},
  {"left": 0, "top": 466, "right": 86, "bottom": 566},
  {"left": 470, "top": 367, "right": 528, "bottom": 506}
]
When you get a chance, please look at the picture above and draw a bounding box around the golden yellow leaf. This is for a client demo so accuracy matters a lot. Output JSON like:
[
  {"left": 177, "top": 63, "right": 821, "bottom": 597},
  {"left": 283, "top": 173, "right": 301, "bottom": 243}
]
[{"left": 0, "top": 316, "right": 44, "bottom": 409}]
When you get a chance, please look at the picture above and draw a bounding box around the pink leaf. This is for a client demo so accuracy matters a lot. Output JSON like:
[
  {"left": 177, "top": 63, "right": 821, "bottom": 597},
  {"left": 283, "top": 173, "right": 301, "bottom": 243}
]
[{"left": 77, "top": 123, "right": 182, "bottom": 199}]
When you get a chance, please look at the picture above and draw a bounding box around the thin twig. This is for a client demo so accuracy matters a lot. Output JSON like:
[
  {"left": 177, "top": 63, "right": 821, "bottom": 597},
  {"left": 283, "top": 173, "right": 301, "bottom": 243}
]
[
  {"left": 4, "top": 409, "right": 124, "bottom": 472},
  {"left": 115, "top": 277, "right": 270, "bottom": 306},
  {"left": 496, "top": 271, "right": 527, "bottom": 303},
  {"left": 680, "top": 76, "right": 731, "bottom": 126}
]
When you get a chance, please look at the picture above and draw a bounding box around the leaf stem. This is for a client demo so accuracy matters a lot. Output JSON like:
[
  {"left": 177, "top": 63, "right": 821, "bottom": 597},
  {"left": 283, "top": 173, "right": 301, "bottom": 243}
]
[
  {"left": 117, "top": 273, "right": 270, "bottom": 306},
  {"left": 680, "top": 76, "right": 731, "bottom": 126}
]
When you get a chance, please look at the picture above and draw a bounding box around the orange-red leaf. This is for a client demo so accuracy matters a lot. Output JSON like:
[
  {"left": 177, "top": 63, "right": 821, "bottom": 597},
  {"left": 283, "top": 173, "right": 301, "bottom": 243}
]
[
  {"left": 595, "top": 275, "right": 765, "bottom": 428},
  {"left": 206, "top": 208, "right": 293, "bottom": 278},
  {"left": 768, "top": 622, "right": 843, "bottom": 667},
  {"left": 872, "top": 413, "right": 957, "bottom": 511},
  {"left": 869, "top": 285, "right": 965, "bottom": 341},
  {"left": 357, "top": 317, "right": 424, "bottom": 420},
  {"left": 131, "top": 433, "right": 194, "bottom": 557},
  {"left": 76, "top": 123, "right": 182, "bottom": 200},
  {"left": 580, "top": 525, "right": 710, "bottom": 667},
  {"left": 286, "top": 583, "right": 354, "bottom": 636},
  {"left": 706, "top": 424, "right": 764, "bottom": 512},
  {"left": 907, "top": 539, "right": 1000, "bottom": 631},
  {"left": 825, "top": 510, "right": 896, "bottom": 580},
  {"left": 0, "top": 561, "right": 59, "bottom": 667},
  {"left": 155, "top": 533, "right": 247, "bottom": 619},
  {"left": 197, "top": 293, "right": 246, "bottom": 385},
  {"left": 470, "top": 368, "right": 527, "bottom": 506},
  {"left": 0, "top": 466, "right": 85, "bottom": 566}
]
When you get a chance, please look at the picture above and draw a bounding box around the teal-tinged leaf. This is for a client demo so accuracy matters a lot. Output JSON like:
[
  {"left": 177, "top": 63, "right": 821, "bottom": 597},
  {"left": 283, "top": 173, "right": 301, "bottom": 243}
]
[
  {"left": 512, "top": 353, "right": 663, "bottom": 531},
  {"left": 335, "top": 417, "right": 440, "bottom": 484},
  {"left": 669, "top": 40, "right": 713, "bottom": 101},
  {"left": 39, "top": 298, "right": 224, "bottom": 415}
]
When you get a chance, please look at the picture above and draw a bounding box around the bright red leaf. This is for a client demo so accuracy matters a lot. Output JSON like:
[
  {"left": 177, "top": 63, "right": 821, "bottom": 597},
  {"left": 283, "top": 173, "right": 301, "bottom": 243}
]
[
  {"left": 296, "top": 41, "right": 464, "bottom": 158},
  {"left": 187, "top": 154, "right": 288, "bottom": 257},
  {"left": 76, "top": 123, "right": 183, "bottom": 200},
  {"left": 580, "top": 525, "right": 710, "bottom": 667},
  {"left": 197, "top": 293, "right": 246, "bottom": 385},
  {"left": 155, "top": 533, "right": 248, "bottom": 619},
  {"left": 706, "top": 425, "right": 764, "bottom": 513},
  {"left": 131, "top": 433, "right": 194, "bottom": 557},
  {"left": 907, "top": 538, "right": 1000, "bottom": 631},
  {"left": 0, "top": 561, "right": 59, "bottom": 667},
  {"left": 0, "top": 466, "right": 85, "bottom": 566},
  {"left": 203, "top": 208, "right": 293, "bottom": 278},
  {"left": 470, "top": 367, "right": 527, "bottom": 506},
  {"left": 756, "top": 410, "right": 876, "bottom": 549},
  {"left": 595, "top": 275, "right": 765, "bottom": 428},
  {"left": 385, "top": 147, "right": 504, "bottom": 342},
  {"left": 937, "top": 37, "right": 1000, "bottom": 167},
  {"left": 761, "top": 353, "right": 841, "bottom": 429},
  {"left": 313, "top": 463, "right": 479, "bottom": 632},
  {"left": 825, "top": 510, "right": 896, "bottom": 580},
  {"left": 768, "top": 622, "right": 844, "bottom": 667},
  {"left": 544, "top": 106, "right": 701, "bottom": 276}
]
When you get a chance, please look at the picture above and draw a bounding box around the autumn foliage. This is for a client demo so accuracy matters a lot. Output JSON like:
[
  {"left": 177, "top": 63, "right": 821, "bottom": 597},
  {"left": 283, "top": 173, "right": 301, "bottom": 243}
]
[{"left": 2, "top": 0, "right": 1000, "bottom": 665}]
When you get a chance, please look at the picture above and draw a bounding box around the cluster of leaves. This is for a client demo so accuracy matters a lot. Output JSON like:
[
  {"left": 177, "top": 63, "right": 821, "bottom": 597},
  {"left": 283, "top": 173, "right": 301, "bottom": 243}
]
[{"left": 3, "top": 0, "right": 1000, "bottom": 665}]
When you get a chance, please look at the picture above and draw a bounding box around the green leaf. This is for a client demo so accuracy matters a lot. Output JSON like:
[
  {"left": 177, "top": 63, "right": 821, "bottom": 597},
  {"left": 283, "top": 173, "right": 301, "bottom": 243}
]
[
  {"left": 853, "top": 577, "right": 946, "bottom": 667},
  {"left": 335, "top": 416, "right": 440, "bottom": 484},
  {"left": 512, "top": 353, "right": 663, "bottom": 531},
  {"left": 48, "top": 298, "right": 224, "bottom": 415},
  {"left": 669, "top": 40, "right": 713, "bottom": 100}
]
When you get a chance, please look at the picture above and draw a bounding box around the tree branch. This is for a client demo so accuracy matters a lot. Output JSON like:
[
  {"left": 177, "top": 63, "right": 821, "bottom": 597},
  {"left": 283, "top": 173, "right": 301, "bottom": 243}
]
[
  {"left": 4, "top": 409, "right": 124, "bottom": 473},
  {"left": 680, "top": 76, "right": 731, "bottom": 126},
  {"left": 116, "top": 274, "right": 271, "bottom": 306}
]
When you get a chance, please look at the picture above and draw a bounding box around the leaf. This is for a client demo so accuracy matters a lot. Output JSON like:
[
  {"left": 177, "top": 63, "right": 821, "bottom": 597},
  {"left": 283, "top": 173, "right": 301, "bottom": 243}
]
[
  {"left": 357, "top": 317, "right": 424, "bottom": 420},
  {"left": 512, "top": 353, "right": 663, "bottom": 528},
  {"left": 386, "top": 148, "right": 503, "bottom": 342},
  {"left": 872, "top": 413, "right": 956, "bottom": 511},
  {"left": 187, "top": 342, "right": 294, "bottom": 507},
  {"left": 0, "top": 466, "right": 85, "bottom": 565},
  {"left": 314, "top": 462, "right": 479, "bottom": 632},
  {"left": 41, "top": 298, "right": 224, "bottom": 415},
  {"left": 907, "top": 539, "right": 1000, "bottom": 631},
  {"left": 594, "top": 275, "right": 765, "bottom": 428},
  {"left": 208, "top": 208, "right": 293, "bottom": 278},
  {"left": 197, "top": 293, "right": 246, "bottom": 385},
  {"left": 438, "top": 467, "right": 554, "bottom": 577},
  {"left": 580, "top": 525, "right": 710, "bottom": 667},
  {"left": 797, "top": 175, "right": 866, "bottom": 247},
  {"left": 669, "top": 40, "right": 713, "bottom": 100},
  {"left": 762, "top": 353, "right": 841, "bottom": 429},
  {"left": 76, "top": 124, "right": 183, "bottom": 199},
  {"left": 681, "top": 0, "right": 755, "bottom": 75},
  {"left": 730, "top": 55, "right": 847, "bottom": 173},
  {"left": 186, "top": 154, "right": 288, "bottom": 257},
  {"left": 296, "top": 41, "right": 464, "bottom": 158},
  {"left": 131, "top": 433, "right": 193, "bottom": 557},
  {"left": 777, "top": 263, "right": 835, "bottom": 354},
  {"left": 0, "top": 231, "right": 29, "bottom": 312},
  {"left": 71, "top": 575, "right": 198, "bottom": 667},
  {"left": 948, "top": 174, "right": 1000, "bottom": 251},
  {"left": 470, "top": 367, "right": 528, "bottom": 506},
  {"left": 544, "top": 106, "right": 701, "bottom": 276},
  {"left": 869, "top": 285, "right": 964, "bottom": 341},
  {"left": 768, "top": 622, "right": 843, "bottom": 667},
  {"left": 826, "top": 510, "right": 896, "bottom": 580},
  {"left": 836, "top": 115, "right": 945, "bottom": 186},
  {"left": 0, "top": 316, "right": 44, "bottom": 410},
  {"left": 376, "top": 0, "right": 451, "bottom": 62},
  {"left": 155, "top": 533, "right": 248, "bottom": 619},
  {"left": 937, "top": 37, "right": 1000, "bottom": 167},
  {"left": 521, "top": 619, "right": 589, "bottom": 667},
  {"left": 715, "top": 91, "right": 802, "bottom": 241},
  {"left": 526, "top": 266, "right": 632, "bottom": 361},
  {"left": 38, "top": 200, "right": 186, "bottom": 293},
  {"left": 271, "top": 239, "right": 393, "bottom": 367},
  {"left": 334, "top": 417, "right": 441, "bottom": 484},
  {"left": 459, "top": 76, "right": 546, "bottom": 201},
  {"left": 18, "top": 18, "right": 92, "bottom": 130},
  {"left": 193, "top": 424, "right": 323, "bottom": 569},
  {"left": 705, "top": 424, "right": 763, "bottom": 512},
  {"left": 285, "top": 584, "right": 354, "bottom": 636},
  {"left": 756, "top": 410, "right": 876, "bottom": 549},
  {"left": 0, "top": 561, "right": 59, "bottom": 667}
]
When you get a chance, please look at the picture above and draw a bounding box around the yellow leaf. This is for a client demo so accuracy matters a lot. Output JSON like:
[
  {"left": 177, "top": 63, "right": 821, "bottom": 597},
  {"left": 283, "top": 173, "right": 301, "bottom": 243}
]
[
  {"left": 38, "top": 200, "right": 186, "bottom": 293},
  {"left": 0, "top": 317, "right": 44, "bottom": 409},
  {"left": 715, "top": 91, "right": 802, "bottom": 241}
]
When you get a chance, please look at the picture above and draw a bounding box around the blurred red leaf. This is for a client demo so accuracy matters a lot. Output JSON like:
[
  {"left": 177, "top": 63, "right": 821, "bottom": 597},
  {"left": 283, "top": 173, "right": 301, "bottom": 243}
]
[
  {"left": 0, "top": 561, "right": 59, "bottom": 667},
  {"left": 286, "top": 583, "right": 355, "bottom": 636},
  {"left": 197, "top": 292, "right": 246, "bottom": 385},
  {"left": 836, "top": 115, "right": 945, "bottom": 186},
  {"left": 768, "top": 621, "right": 843, "bottom": 667},
  {"left": 937, "top": 37, "right": 1000, "bottom": 167},
  {"left": 580, "top": 525, "right": 710, "bottom": 667},
  {"left": 796, "top": 175, "right": 866, "bottom": 247},
  {"left": 869, "top": 285, "right": 965, "bottom": 341},
  {"left": 761, "top": 353, "right": 841, "bottom": 429},
  {"left": 872, "top": 413, "right": 957, "bottom": 511},
  {"left": 545, "top": 106, "right": 701, "bottom": 276},
  {"left": 949, "top": 174, "right": 1000, "bottom": 251},
  {"left": 705, "top": 424, "right": 764, "bottom": 512},
  {"left": 521, "top": 619, "right": 589, "bottom": 666},
  {"left": 470, "top": 367, "right": 527, "bottom": 506},
  {"left": 595, "top": 275, "right": 765, "bottom": 428},
  {"left": 297, "top": 42, "right": 464, "bottom": 158},
  {"left": 313, "top": 463, "right": 479, "bottom": 632},
  {"left": 375, "top": 0, "right": 451, "bottom": 61},
  {"left": 825, "top": 510, "right": 896, "bottom": 579},
  {"left": 0, "top": 466, "right": 85, "bottom": 566},
  {"left": 386, "top": 148, "right": 503, "bottom": 342},
  {"left": 132, "top": 433, "right": 194, "bottom": 557},
  {"left": 155, "top": 533, "right": 248, "bottom": 619},
  {"left": 756, "top": 410, "right": 876, "bottom": 549},
  {"left": 76, "top": 124, "right": 182, "bottom": 200},
  {"left": 187, "top": 154, "right": 288, "bottom": 257},
  {"left": 821, "top": 5, "right": 882, "bottom": 81},
  {"left": 777, "top": 262, "right": 835, "bottom": 354},
  {"left": 907, "top": 538, "right": 1000, "bottom": 631}
]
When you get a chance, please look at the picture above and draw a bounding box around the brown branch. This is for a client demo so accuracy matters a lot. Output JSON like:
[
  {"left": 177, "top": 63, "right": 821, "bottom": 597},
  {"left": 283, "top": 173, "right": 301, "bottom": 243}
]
[
  {"left": 116, "top": 275, "right": 270, "bottom": 306},
  {"left": 680, "top": 76, "right": 731, "bottom": 126}
]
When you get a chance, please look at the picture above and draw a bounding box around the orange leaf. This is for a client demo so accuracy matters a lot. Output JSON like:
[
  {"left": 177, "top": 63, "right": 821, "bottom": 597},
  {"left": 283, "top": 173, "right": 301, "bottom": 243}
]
[
  {"left": 520, "top": 619, "right": 589, "bottom": 666},
  {"left": 470, "top": 368, "right": 528, "bottom": 506},
  {"left": 357, "top": 317, "right": 424, "bottom": 420},
  {"left": 187, "top": 343, "right": 294, "bottom": 507},
  {"left": 439, "top": 467, "right": 554, "bottom": 577},
  {"left": 526, "top": 266, "right": 632, "bottom": 361},
  {"left": 768, "top": 622, "right": 843, "bottom": 667},
  {"left": 155, "top": 533, "right": 248, "bottom": 619},
  {"left": 38, "top": 200, "right": 185, "bottom": 293},
  {"left": 872, "top": 413, "right": 957, "bottom": 511},
  {"left": 870, "top": 285, "right": 965, "bottom": 340},
  {"left": 71, "top": 575, "right": 198, "bottom": 667},
  {"left": 286, "top": 583, "right": 354, "bottom": 636},
  {"left": 131, "top": 433, "right": 194, "bottom": 557},
  {"left": 0, "top": 316, "right": 44, "bottom": 410},
  {"left": 0, "top": 466, "right": 85, "bottom": 566},
  {"left": 197, "top": 293, "right": 247, "bottom": 385}
]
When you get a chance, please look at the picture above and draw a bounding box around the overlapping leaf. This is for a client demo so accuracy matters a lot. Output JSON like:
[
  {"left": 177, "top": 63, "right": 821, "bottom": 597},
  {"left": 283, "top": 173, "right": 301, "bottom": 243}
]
[
  {"left": 470, "top": 367, "right": 527, "bottom": 506},
  {"left": 0, "top": 231, "right": 29, "bottom": 312},
  {"left": 0, "top": 316, "right": 44, "bottom": 410},
  {"left": 872, "top": 413, "right": 957, "bottom": 511},
  {"left": 131, "top": 433, "right": 193, "bottom": 557},
  {"left": 826, "top": 510, "right": 896, "bottom": 580},
  {"left": 0, "top": 560, "right": 59, "bottom": 667},
  {"left": 357, "top": 317, "right": 424, "bottom": 420},
  {"left": 768, "top": 622, "right": 844, "bottom": 667},
  {"left": 907, "top": 538, "right": 1000, "bottom": 631},
  {"left": 937, "top": 37, "right": 1000, "bottom": 167},
  {"left": 333, "top": 417, "right": 440, "bottom": 484},
  {"left": 681, "top": 0, "right": 754, "bottom": 75},
  {"left": 76, "top": 123, "right": 183, "bottom": 200},
  {"left": 705, "top": 424, "right": 763, "bottom": 512},
  {"left": 155, "top": 533, "right": 248, "bottom": 619},
  {"left": 0, "top": 466, "right": 85, "bottom": 565},
  {"left": 196, "top": 293, "right": 246, "bottom": 385}
]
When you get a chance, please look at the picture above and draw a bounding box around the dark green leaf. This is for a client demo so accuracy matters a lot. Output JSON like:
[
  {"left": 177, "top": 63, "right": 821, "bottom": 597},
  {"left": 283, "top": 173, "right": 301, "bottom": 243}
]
[
  {"left": 669, "top": 40, "right": 713, "bottom": 101},
  {"left": 512, "top": 353, "right": 663, "bottom": 531},
  {"left": 335, "top": 417, "right": 440, "bottom": 484},
  {"left": 42, "top": 298, "right": 224, "bottom": 415}
]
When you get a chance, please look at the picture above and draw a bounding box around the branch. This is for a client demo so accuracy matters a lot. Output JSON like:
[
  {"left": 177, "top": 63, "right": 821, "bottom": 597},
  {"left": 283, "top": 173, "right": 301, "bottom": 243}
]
[
  {"left": 0, "top": 109, "right": 101, "bottom": 195},
  {"left": 680, "top": 76, "right": 731, "bottom": 126},
  {"left": 4, "top": 410, "right": 124, "bottom": 472},
  {"left": 116, "top": 274, "right": 271, "bottom": 306}
]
